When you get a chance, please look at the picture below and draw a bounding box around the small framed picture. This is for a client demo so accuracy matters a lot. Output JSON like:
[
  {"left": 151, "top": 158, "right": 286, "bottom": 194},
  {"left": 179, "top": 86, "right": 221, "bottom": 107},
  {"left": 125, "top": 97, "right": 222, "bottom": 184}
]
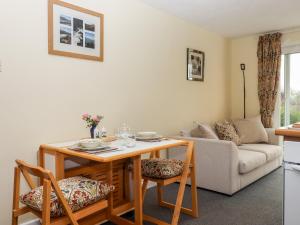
[
  {"left": 187, "top": 48, "right": 205, "bottom": 81},
  {"left": 48, "top": 0, "right": 104, "bottom": 61}
]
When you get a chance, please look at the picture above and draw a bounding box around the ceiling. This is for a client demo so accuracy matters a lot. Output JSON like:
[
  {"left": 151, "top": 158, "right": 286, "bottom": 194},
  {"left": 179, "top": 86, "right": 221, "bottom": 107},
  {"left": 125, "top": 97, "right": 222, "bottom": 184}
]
[{"left": 141, "top": 0, "right": 300, "bottom": 37}]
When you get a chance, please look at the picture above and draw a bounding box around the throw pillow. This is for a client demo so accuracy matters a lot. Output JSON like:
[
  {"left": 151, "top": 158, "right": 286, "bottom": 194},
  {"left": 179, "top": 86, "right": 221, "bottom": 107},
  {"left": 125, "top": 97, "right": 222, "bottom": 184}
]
[
  {"left": 232, "top": 115, "right": 268, "bottom": 144},
  {"left": 190, "top": 123, "right": 219, "bottom": 139},
  {"left": 180, "top": 130, "right": 190, "bottom": 137},
  {"left": 215, "top": 121, "right": 241, "bottom": 145}
]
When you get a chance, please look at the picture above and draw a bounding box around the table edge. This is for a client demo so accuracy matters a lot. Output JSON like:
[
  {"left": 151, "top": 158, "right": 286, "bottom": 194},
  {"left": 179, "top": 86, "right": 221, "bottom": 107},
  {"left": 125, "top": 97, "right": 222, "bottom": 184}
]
[{"left": 39, "top": 139, "right": 191, "bottom": 162}]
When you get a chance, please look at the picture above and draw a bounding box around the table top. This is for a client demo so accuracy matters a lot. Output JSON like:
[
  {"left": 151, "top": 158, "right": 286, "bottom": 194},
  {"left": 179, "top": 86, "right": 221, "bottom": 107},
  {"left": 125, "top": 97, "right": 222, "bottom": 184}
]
[
  {"left": 275, "top": 127, "right": 300, "bottom": 138},
  {"left": 42, "top": 139, "right": 188, "bottom": 162}
]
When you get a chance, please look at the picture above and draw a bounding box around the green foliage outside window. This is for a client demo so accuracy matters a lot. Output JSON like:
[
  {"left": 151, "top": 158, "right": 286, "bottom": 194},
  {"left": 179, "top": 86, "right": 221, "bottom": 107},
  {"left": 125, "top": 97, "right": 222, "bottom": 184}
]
[{"left": 281, "top": 90, "right": 300, "bottom": 126}]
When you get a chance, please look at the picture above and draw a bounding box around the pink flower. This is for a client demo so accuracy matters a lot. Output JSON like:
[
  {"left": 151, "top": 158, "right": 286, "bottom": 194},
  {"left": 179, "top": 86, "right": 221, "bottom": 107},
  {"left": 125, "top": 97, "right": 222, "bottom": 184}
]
[
  {"left": 82, "top": 113, "right": 103, "bottom": 128},
  {"left": 82, "top": 113, "right": 90, "bottom": 120},
  {"left": 92, "top": 115, "right": 100, "bottom": 122}
]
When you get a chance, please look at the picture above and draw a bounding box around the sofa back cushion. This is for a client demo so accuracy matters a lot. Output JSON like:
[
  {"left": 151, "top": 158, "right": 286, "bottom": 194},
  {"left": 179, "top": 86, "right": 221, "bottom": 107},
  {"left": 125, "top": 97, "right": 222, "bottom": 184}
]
[
  {"left": 233, "top": 116, "right": 268, "bottom": 144},
  {"left": 190, "top": 123, "right": 219, "bottom": 139},
  {"left": 215, "top": 121, "right": 241, "bottom": 145}
]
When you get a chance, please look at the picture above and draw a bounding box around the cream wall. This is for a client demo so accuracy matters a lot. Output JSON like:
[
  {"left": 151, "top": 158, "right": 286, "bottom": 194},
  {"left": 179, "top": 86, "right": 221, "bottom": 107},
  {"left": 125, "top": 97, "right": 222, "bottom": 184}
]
[
  {"left": 229, "top": 35, "right": 259, "bottom": 119},
  {"left": 0, "top": 0, "right": 230, "bottom": 223},
  {"left": 229, "top": 31, "right": 300, "bottom": 121}
]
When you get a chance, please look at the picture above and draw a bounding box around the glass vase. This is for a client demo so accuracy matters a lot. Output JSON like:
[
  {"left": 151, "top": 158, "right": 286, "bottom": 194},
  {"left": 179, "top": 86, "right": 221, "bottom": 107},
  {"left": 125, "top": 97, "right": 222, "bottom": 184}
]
[{"left": 90, "top": 125, "right": 97, "bottom": 139}]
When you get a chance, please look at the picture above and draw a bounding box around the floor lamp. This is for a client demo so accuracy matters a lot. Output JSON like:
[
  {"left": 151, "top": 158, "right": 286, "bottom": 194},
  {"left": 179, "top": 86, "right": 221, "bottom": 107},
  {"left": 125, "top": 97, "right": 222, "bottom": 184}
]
[{"left": 240, "top": 63, "right": 246, "bottom": 119}]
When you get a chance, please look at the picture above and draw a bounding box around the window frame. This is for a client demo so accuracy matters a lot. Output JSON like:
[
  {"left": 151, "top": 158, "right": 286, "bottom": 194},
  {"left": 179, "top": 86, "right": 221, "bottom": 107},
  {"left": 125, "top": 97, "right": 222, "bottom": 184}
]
[{"left": 281, "top": 52, "right": 300, "bottom": 126}]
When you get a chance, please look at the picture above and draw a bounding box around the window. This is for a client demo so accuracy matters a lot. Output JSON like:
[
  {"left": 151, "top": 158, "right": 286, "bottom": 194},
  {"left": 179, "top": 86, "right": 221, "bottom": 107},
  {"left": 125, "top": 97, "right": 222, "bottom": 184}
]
[{"left": 280, "top": 53, "right": 300, "bottom": 126}]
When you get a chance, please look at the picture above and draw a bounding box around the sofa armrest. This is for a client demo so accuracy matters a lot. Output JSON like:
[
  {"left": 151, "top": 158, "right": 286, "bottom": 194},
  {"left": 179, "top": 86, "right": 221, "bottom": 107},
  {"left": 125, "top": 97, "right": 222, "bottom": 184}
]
[
  {"left": 265, "top": 128, "right": 282, "bottom": 145},
  {"left": 169, "top": 137, "right": 240, "bottom": 195}
]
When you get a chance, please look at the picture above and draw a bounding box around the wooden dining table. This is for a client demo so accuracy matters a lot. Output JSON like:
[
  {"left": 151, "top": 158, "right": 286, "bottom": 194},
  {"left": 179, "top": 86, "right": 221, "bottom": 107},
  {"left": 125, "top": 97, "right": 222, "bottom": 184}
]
[{"left": 38, "top": 138, "right": 192, "bottom": 225}]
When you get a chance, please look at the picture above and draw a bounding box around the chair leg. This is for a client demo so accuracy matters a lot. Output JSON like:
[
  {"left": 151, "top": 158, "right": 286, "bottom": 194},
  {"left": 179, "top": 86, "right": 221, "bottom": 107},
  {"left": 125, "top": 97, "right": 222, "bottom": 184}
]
[
  {"left": 142, "top": 179, "right": 148, "bottom": 202},
  {"left": 171, "top": 141, "right": 194, "bottom": 225},
  {"left": 42, "top": 179, "right": 51, "bottom": 225},
  {"left": 11, "top": 216, "right": 18, "bottom": 225},
  {"left": 157, "top": 183, "right": 163, "bottom": 205},
  {"left": 49, "top": 174, "right": 79, "bottom": 225},
  {"left": 170, "top": 179, "right": 187, "bottom": 225},
  {"left": 190, "top": 150, "right": 199, "bottom": 218},
  {"left": 12, "top": 167, "right": 20, "bottom": 225}
]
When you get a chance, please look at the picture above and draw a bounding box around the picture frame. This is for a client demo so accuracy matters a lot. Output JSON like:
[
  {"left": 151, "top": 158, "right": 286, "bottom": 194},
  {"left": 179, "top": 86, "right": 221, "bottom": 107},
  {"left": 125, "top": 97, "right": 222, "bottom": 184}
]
[
  {"left": 187, "top": 48, "right": 205, "bottom": 81},
  {"left": 48, "top": 0, "right": 104, "bottom": 61}
]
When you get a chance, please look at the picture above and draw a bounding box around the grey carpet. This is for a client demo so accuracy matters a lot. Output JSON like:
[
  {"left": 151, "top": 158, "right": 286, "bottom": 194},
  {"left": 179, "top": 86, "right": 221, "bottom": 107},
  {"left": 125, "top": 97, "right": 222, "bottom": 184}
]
[{"left": 105, "top": 167, "right": 283, "bottom": 225}]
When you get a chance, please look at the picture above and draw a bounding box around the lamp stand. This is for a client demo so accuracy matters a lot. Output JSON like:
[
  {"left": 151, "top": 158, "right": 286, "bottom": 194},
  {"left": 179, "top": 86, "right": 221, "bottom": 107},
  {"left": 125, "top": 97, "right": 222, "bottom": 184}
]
[{"left": 240, "top": 64, "right": 246, "bottom": 119}]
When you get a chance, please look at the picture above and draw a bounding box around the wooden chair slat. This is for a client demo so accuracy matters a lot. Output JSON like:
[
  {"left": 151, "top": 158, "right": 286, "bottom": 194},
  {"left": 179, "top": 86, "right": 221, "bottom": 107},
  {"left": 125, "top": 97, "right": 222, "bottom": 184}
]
[
  {"left": 42, "top": 179, "right": 51, "bottom": 225},
  {"left": 12, "top": 167, "right": 21, "bottom": 225},
  {"left": 16, "top": 160, "right": 51, "bottom": 179},
  {"left": 20, "top": 168, "right": 37, "bottom": 189}
]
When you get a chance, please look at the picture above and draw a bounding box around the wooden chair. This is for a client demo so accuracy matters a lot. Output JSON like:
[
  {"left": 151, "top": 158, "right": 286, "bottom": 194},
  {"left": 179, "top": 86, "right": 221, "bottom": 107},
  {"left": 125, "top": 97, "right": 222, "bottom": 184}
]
[
  {"left": 141, "top": 141, "right": 198, "bottom": 225},
  {"left": 11, "top": 160, "right": 113, "bottom": 225}
]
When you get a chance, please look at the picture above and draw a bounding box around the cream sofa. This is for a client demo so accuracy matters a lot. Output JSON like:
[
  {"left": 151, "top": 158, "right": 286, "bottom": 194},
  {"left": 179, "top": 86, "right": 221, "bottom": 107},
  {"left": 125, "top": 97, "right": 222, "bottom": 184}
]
[{"left": 169, "top": 128, "right": 282, "bottom": 195}]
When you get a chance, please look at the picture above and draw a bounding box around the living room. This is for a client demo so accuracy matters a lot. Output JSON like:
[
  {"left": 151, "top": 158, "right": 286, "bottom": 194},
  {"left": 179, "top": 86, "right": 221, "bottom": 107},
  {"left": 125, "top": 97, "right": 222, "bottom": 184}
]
[{"left": 1, "top": 0, "right": 300, "bottom": 225}]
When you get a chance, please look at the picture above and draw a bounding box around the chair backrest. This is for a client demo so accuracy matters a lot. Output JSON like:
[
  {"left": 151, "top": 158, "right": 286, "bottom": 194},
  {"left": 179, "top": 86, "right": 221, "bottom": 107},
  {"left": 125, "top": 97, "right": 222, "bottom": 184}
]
[
  {"left": 149, "top": 140, "right": 194, "bottom": 163},
  {"left": 15, "top": 159, "right": 53, "bottom": 189}
]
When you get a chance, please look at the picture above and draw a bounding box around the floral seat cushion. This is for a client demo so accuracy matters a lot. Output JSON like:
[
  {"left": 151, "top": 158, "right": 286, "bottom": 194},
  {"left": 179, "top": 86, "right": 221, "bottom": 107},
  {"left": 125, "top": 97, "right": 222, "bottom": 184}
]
[
  {"left": 142, "top": 159, "right": 184, "bottom": 179},
  {"left": 20, "top": 176, "right": 114, "bottom": 217}
]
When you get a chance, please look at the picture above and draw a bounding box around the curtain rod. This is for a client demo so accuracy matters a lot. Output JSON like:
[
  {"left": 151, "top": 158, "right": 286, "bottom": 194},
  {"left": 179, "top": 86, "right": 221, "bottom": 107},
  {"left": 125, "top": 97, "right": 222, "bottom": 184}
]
[{"left": 257, "top": 26, "right": 300, "bottom": 36}]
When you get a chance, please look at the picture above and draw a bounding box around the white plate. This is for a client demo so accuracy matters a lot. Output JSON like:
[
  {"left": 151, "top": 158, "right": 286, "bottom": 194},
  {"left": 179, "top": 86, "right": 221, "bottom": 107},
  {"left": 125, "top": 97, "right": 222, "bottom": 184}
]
[
  {"left": 136, "top": 135, "right": 163, "bottom": 140},
  {"left": 70, "top": 145, "right": 108, "bottom": 151},
  {"left": 79, "top": 138, "right": 102, "bottom": 148},
  {"left": 288, "top": 125, "right": 300, "bottom": 130},
  {"left": 137, "top": 131, "right": 157, "bottom": 138}
]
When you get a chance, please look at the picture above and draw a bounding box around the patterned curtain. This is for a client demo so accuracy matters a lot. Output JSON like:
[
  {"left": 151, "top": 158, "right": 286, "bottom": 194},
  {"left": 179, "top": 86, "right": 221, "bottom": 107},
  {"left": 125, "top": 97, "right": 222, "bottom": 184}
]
[{"left": 257, "top": 32, "right": 282, "bottom": 128}]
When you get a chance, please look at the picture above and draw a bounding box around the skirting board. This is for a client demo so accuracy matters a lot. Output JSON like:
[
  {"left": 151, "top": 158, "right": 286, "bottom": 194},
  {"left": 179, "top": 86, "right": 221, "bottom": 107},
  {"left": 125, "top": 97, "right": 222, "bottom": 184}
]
[{"left": 20, "top": 219, "right": 40, "bottom": 225}]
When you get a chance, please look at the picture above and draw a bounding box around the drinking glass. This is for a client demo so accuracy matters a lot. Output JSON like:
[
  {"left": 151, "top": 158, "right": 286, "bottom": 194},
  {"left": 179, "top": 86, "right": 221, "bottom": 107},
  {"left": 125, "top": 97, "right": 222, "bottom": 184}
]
[
  {"left": 117, "top": 123, "right": 131, "bottom": 146},
  {"left": 126, "top": 130, "right": 136, "bottom": 148}
]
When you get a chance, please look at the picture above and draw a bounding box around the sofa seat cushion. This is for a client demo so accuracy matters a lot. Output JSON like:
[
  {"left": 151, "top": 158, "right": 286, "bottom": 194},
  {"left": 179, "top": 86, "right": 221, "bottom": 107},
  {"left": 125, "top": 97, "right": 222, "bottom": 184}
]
[
  {"left": 142, "top": 159, "right": 184, "bottom": 179},
  {"left": 239, "top": 144, "right": 282, "bottom": 161},
  {"left": 20, "top": 176, "right": 114, "bottom": 217},
  {"left": 238, "top": 150, "right": 267, "bottom": 174}
]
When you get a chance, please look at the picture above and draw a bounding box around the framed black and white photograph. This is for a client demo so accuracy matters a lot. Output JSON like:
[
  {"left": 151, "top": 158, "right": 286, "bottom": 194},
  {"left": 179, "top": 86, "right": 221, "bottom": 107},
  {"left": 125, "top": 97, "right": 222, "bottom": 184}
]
[
  {"left": 187, "top": 48, "right": 205, "bottom": 81},
  {"left": 48, "top": 0, "right": 104, "bottom": 61}
]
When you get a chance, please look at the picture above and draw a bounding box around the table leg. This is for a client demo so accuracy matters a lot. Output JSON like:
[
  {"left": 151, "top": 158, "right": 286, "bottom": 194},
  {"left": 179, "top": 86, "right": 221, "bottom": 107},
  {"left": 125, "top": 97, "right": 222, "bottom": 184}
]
[
  {"left": 107, "top": 162, "right": 113, "bottom": 220},
  {"left": 133, "top": 155, "right": 143, "bottom": 225}
]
